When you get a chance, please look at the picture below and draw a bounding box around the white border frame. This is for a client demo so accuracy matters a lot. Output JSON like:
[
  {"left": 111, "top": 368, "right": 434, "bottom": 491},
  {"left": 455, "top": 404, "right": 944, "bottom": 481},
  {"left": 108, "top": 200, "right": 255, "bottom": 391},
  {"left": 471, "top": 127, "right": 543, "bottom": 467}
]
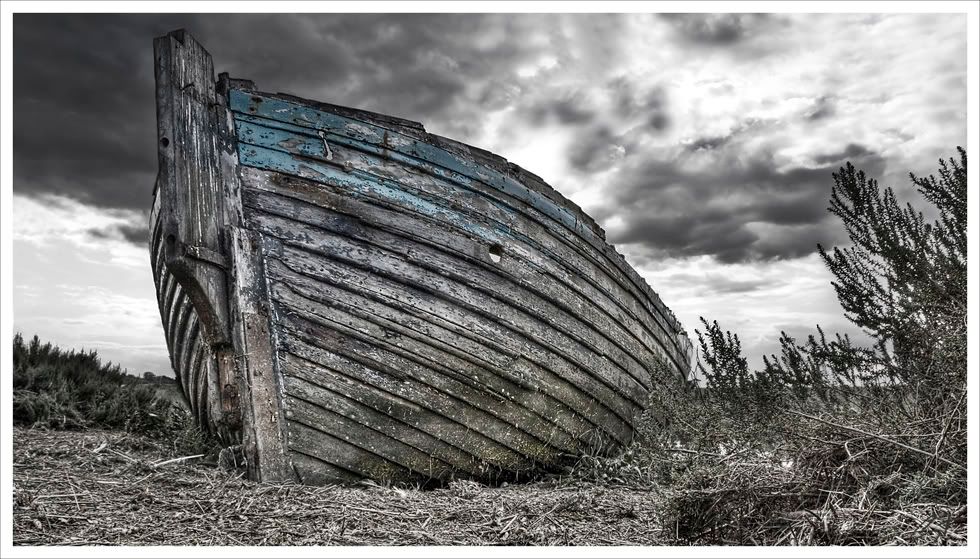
[{"left": 2, "top": 2, "right": 977, "bottom": 558}]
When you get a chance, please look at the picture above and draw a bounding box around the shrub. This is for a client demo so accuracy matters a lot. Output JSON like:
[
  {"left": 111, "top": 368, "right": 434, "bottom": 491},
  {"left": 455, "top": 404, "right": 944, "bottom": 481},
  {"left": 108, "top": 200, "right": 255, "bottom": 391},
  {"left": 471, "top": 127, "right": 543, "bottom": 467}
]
[
  {"left": 12, "top": 334, "right": 215, "bottom": 454},
  {"left": 652, "top": 149, "right": 968, "bottom": 545}
]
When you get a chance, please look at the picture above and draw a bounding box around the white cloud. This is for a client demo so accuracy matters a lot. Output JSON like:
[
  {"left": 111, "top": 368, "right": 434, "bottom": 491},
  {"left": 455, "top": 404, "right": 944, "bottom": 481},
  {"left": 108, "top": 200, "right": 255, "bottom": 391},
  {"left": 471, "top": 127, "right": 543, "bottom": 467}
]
[
  {"left": 631, "top": 252, "right": 871, "bottom": 369},
  {"left": 14, "top": 193, "right": 149, "bottom": 268},
  {"left": 13, "top": 194, "right": 169, "bottom": 375}
]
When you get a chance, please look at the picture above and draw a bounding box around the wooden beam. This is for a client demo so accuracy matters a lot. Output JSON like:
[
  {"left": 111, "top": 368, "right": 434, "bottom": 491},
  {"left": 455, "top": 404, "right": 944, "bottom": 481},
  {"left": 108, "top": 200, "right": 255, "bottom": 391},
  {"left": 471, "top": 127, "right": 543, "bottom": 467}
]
[
  {"left": 153, "top": 29, "right": 232, "bottom": 348},
  {"left": 154, "top": 30, "right": 252, "bottom": 444},
  {"left": 228, "top": 227, "right": 296, "bottom": 483}
]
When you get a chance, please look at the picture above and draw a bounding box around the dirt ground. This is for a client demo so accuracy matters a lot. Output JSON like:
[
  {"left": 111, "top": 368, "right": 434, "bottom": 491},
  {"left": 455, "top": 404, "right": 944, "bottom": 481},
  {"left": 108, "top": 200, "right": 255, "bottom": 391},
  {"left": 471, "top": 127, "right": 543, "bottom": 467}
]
[{"left": 12, "top": 428, "right": 668, "bottom": 546}]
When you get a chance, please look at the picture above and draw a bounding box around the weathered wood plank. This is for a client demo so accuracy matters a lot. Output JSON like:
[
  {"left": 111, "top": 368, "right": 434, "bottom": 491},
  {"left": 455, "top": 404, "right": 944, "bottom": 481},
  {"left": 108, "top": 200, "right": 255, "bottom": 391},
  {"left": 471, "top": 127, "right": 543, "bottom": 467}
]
[
  {"left": 266, "top": 251, "right": 624, "bottom": 445},
  {"left": 268, "top": 244, "right": 634, "bottom": 446},
  {"left": 198, "top": 350, "right": 216, "bottom": 432},
  {"left": 168, "top": 293, "right": 192, "bottom": 390},
  {"left": 187, "top": 338, "right": 207, "bottom": 428},
  {"left": 289, "top": 451, "right": 361, "bottom": 486},
  {"left": 249, "top": 211, "right": 649, "bottom": 411},
  {"left": 232, "top": 106, "right": 690, "bottom": 364},
  {"left": 231, "top": 90, "right": 605, "bottom": 241},
  {"left": 279, "top": 350, "right": 498, "bottom": 478},
  {"left": 163, "top": 286, "right": 186, "bottom": 358},
  {"left": 241, "top": 176, "right": 680, "bottom": 381},
  {"left": 181, "top": 317, "right": 202, "bottom": 424},
  {"left": 268, "top": 257, "right": 588, "bottom": 450},
  {"left": 276, "top": 297, "right": 560, "bottom": 467},
  {"left": 235, "top": 146, "right": 689, "bottom": 375},
  {"left": 160, "top": 277, "right": 181, "bottom": 339},
  {"left": 270, "top": 238, "right": 643, "bottom": 424},
  {"left": 285, "top": 389, "right": 459, "bottom": 481},
  {"left": 282, "top": 373, "right": 485, "bottom": 478},
  {"left": 227, "top": 227, "right": 296, "bottom": 482},
  {"left": 238, "top": 144, "right": 683, "bottom": 366},
  {"left": 286, "top": 420, "right": 415, "bottom": 482},
  {"left": 280, "top": 325, "right": 538, "bottom": 472},
  {"left": 154, "top": 30, "right": 232, "bottom": 349},
  {"left": 153, "top": 30, "right": 248, "bottom": 447},
  {"left": 272, "top": 279, "right": 581, "bottom": 458},
  {"left": 212, "top": 349, "right": 242, "bottom": 442},
  {"left": 183, "top": 321, "right": 201, "bottom": 418}
]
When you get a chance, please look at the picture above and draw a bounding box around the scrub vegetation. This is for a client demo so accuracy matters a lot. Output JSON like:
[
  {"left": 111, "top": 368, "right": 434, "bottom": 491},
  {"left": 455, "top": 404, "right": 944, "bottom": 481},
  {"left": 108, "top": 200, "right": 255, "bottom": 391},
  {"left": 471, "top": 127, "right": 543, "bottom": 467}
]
[
  {"left": 12, "top": 333, "right": 213, "bottom": 454},
  {"left": 622, "top": 147, "right": 968, "bottom": 544}
]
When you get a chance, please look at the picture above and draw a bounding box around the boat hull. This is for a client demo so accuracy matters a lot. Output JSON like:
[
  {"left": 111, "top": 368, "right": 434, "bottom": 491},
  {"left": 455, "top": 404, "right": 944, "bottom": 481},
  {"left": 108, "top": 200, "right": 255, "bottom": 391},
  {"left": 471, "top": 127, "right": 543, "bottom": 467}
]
[{"left": 150, "top": 30, "right": 692, "bottom": 485}]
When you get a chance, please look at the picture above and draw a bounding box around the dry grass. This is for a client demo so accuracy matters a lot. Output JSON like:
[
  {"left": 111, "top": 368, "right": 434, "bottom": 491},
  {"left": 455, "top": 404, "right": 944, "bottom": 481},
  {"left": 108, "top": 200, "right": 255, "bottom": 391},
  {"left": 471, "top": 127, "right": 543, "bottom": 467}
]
[
  {"left": 12, "top": 428, "right": 668, "bottom": 546},
  {"left": 656, "top": 424, "right": 968, "bottom": 546}
]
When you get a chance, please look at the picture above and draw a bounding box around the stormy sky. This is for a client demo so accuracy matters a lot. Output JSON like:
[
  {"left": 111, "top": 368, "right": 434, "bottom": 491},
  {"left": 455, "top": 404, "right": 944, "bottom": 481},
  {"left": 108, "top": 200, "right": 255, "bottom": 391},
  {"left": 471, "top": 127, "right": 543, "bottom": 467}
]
[{"left": 12, "top": 13, "right": 967, "bottom": 375}]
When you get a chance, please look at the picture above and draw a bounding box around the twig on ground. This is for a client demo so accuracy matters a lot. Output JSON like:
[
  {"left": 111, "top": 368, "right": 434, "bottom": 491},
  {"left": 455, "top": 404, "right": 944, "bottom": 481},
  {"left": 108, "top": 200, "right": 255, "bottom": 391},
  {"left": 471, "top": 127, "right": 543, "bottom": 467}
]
[
  {"left": 781, "top": 409, "right": 965, "bottom": 472},
  {"left": 151, "top": 454, "right": 205, "bottom": 469}
]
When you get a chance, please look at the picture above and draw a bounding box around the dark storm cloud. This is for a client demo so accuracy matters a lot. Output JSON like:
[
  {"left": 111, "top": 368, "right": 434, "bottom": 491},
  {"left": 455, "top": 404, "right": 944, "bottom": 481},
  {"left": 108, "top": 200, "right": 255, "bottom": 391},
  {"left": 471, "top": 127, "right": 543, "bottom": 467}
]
[
  {"left": 661, "top": 271, "right": 779, "bottom": 295},
  {"left": 478, "top": 81, "right": 523, "bottom": 111},
  {"left": 805, "top": 95, "right": 836, "bottom": 121},
  {"left": 14, "top": 14, "right": 190, "bottom": 211},
  {"left": 555, "top": 79, "right": 669, "bottom": 173},
  {"left": 660, "top": 14, "right": 773, "bottom": 46},
  {"left": 87, "top": 223, "right": 150, "bottom": 245},
  {"left": 812, "top": 143, "right": 874, "bottom": 165},
  {"left": 608, "top": 78, "right": 669, "bottom": 131},
  {"left": 597, "top": 136, "right": 887, "bottom": 264},
  {"left": 553, "top": 97, "right": 596, "bottom": 125},
  {"left": 566, "top": 125, "right": 625, "bottom": 173},
  {"left": 522, "top": 91, "right": 596, "bottom": 126},
  {"left": 685, "top": 119, "right": 764, "bottom": 153},
  {"left": 518, "top": 76, "right": 670, "bottom": 132},
  {"left": 14, "top": 13, "right": 598, "bottom": 240},
  {"left": 116, "top": 224, "right": 151, "bottom": 245},
  {"left": 687, "top": 135, "right": 727, "bottom": 152}
]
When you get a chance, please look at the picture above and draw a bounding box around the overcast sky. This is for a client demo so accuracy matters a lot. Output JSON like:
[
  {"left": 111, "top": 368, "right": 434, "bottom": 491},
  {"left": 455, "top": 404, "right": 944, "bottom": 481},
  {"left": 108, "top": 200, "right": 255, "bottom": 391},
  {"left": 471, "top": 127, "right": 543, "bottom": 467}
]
[{"left": 12, "top": 13, "right": 967, "bottom": 375}]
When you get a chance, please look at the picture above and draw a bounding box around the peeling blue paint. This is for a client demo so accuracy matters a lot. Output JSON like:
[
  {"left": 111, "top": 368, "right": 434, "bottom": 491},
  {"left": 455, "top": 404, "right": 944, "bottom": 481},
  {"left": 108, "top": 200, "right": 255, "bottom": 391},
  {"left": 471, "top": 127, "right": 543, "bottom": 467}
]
[
  {"left": 239, "top": 142, "right": 505, "bottom": 244},
  {"left": 229, "top": 89, "right": 691, "bottom": 367},
  {"left": 229, "top": 90, "right": 597, "bottom": 245}
]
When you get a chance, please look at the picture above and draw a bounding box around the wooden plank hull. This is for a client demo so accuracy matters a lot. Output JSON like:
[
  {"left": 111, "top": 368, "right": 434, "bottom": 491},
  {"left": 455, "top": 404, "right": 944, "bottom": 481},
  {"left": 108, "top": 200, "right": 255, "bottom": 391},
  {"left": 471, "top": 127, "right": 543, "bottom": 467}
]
[{"left": 150, "top": 31, "right": 692, "bottom": 485}]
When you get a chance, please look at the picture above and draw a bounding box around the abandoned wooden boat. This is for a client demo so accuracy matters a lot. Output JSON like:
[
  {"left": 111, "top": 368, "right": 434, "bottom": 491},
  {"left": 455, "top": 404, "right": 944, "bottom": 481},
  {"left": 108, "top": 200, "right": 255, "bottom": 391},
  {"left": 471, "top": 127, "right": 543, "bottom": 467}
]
[{"left": 150, "top": 30, "right": 693, "bottom": 485}]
